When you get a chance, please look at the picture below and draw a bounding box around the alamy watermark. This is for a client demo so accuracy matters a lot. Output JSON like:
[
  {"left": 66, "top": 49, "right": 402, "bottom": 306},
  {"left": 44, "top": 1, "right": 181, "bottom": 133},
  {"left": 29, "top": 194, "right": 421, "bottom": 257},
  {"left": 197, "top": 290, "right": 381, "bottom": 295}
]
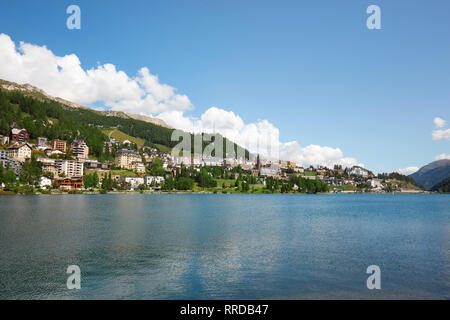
[
  {"left": 366, "top": 265, "right": 381, "bottom": 290},
  {"left": 170, "top": 129, "right": 280, "bottom": 167},
  {"left": 66, "top": 5, "right": 81, "bottom": 30},
  {"left": 366, "top": 5, "right": 381, "bottom": 30},
  {"left": 64, "top": 5, "right": 380, "bottom": 31},
  {"left": 66, "top": 265, "right": 81, "bottom": 290}
]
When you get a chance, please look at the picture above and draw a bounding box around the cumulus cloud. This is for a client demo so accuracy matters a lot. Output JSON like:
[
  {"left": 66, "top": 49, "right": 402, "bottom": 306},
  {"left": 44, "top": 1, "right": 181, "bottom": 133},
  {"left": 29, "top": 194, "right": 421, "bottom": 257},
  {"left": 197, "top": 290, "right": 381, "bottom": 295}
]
[
  {"left": 0, "top": 33, "right": 361, "bottom": 168},
  {"left": 431, "top": 117, "right": 450, "bottom": 140},
  {"left": 397, "top": 167, "right": 419, "bottom": 175},
  {"left": 432, "top": 129, "right": 450, "bottom": 141},
  {"left": 158, "top": 107, "right": 362, "bottom": 168},
  {"left": 159, "top": 107, "right": 281, "bottom": 160},
  {"left": 0, "top": 33, "right": 192, "bottom": 114},
  {"left": 434, "top": 117, "right": 447, "bottom": 129},
  {"left": 435, "top": 153, "right": 450, "bottom": 161},
  {"left": 278, "top": 141, "right": 361, "bottom": 168}
]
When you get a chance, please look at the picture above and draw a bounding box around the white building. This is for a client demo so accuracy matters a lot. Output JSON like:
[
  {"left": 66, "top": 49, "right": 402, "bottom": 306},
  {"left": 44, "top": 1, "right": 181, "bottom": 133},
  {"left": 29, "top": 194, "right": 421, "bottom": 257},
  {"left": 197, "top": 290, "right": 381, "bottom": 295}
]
[
  {"left": 39, "top": 176, "right": 52, "bottom": 189},
  {"left": 0, "top": 135, "right": 9, "bottom": 145},
  {"left": 56, "top": 160, "right": 84, "bottom": 178},
  {"left": 367, "top": 178, "right": 383, "bottom": 189},
  {"left": 7, "top": 143, "right": 32, "bottom": 162},
  {"left": 115, "top": 149, "right": 142, "bottom": 170},
  {"left": 44, "top": 149, "right": 65, "bottom": 157},
  {"left": 36, "top": 137, "right": 48, "bottom": 150},
  {"left": 347, "top": 166, "right": 369, "bottom": 177},
  {"left": 0, "top": 150, "right": 22, "bottom": 174},
  {"left": 121, "top": 177, "right": 145, "bottom": 189},
  {"left": 259, "top": 163, "right": 280, "bottom": 177},
  {"left": 0, "top": 150, "right": 9, "bottom": 161},
  {"left": 144, "top": 176, "right": 165, "bottom": 186}
]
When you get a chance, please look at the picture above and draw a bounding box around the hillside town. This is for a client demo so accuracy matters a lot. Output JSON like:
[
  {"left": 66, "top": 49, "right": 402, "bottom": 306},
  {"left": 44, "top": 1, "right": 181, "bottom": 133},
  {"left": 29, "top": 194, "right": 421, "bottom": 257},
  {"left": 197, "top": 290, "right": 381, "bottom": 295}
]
[{"left": 0, "top": 127, "right": 423, "bottom": 194}]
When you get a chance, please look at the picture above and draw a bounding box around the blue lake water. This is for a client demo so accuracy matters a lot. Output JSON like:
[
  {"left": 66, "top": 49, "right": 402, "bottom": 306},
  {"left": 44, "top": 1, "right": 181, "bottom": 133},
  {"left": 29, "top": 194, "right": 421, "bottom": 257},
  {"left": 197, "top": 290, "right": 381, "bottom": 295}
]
[{"left": 0, "top": 194, "right": 449, "bottom": 299}]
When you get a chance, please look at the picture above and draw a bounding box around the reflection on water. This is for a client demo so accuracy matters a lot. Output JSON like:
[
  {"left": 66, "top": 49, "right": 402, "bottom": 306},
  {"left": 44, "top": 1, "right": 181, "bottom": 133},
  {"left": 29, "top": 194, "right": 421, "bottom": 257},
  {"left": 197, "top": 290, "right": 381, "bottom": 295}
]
[{"left": 0, "top": 194, "right": 449, "bottom": 299}]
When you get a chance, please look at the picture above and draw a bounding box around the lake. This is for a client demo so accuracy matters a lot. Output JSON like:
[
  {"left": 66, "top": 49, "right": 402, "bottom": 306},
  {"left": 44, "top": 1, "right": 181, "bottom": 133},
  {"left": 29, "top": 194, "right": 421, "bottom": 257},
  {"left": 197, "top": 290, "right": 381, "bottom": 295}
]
[{"left": 0, "top": 194, "right": 448, "bottom": 299}]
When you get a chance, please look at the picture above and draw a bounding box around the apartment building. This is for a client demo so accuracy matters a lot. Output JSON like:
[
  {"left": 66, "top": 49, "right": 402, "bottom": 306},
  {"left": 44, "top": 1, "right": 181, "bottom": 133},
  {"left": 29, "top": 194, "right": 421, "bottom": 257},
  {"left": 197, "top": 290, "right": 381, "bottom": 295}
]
[
  {"left": 10, "top": 128, "right": 29, "bottom": 144},
  {"left": 346, "top": 166, "right": 369, "bottom": 178},
  {"left": 0, "top": 150, "right": 8, "bottom": 161},
  {"left": 287, "top": 161, "right": 297, "bottom": 169},
  {"left": 115, "top": 149, "right": 142, "bottom": 170},
  {"left": 37, "top": 158, "right": 59, "bottom": 177},
  {"left": 36, "top": 137, "right": 48, "bottom": 149},
  {"left": 71, "top": 140, "right": 89, "bottom": 159},
  {"left": 56, "top": 160, "right": 84, "bottom": 178},
  {"left": 259, "top": 163, "right": 281, "bottom": 177},
  {"left": 7, "top": 143, "right": 32, "bottom": 162},
  {"left": 131, "top": 161, "right": 146, "bottom": 174},
  {"left": 144, "top": 176, "right": 165, "bottom": 186},
  {"left": 0, "top": 150, "right": 22, "bottom": 174},
  {"left": 51, "top": 139, "right": 67, "bottom": 153},
  {"left": 120, "top": 176, "right": 145, "bottom": 189},
  {"left": 39, "top": 176, "right": 52, "bottom": 189}
]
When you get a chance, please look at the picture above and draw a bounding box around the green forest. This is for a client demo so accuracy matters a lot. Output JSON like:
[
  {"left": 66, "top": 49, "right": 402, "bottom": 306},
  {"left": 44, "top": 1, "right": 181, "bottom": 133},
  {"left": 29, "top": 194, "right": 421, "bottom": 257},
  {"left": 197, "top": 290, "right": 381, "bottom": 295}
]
[
  {"left": 0, "top": 88, "right": 249, "bottom": 160},
  {"left": 431, "top": 177, "right": 450, "bottom": 193}
]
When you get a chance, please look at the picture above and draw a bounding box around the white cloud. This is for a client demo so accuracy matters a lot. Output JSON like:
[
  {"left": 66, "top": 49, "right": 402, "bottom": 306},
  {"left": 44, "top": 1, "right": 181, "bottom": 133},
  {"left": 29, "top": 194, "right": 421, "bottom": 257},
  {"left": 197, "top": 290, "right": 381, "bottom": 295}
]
[
  {"left": 0, "top": 33, "right": 361, "bottom": 168},
  {"left": 278, "top": 141, "right": 361, "bottom": 168},
  {"left": 431, "top": 117, "right": 450, "bottom": 140},
  {"left": 396, "top": 166, "right": 419, "bottom": 175},
  {"left": 434, "top": 117, "right": 447, "bottom": 129},
  {"left": 432, "top": 129, "right": 450, "bottom": 141},
  {"left": 0, "top": 33, "right": 192, "bottom": 114},
  {"left": 158, "top": 107, "right": 362, "bottom": 168},
  {"left": 435, "top": 153, "right": 450, "bottom": 161},
  {"left": 158, "top": 107, "right": 281, "bottom": 160}
]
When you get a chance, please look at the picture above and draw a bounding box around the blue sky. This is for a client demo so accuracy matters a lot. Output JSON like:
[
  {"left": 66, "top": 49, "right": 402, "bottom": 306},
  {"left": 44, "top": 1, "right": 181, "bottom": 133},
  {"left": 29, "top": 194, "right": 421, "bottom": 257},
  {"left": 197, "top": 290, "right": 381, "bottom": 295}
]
[{"left": 0, "top": 0, "right": 449, "bottom": 173}]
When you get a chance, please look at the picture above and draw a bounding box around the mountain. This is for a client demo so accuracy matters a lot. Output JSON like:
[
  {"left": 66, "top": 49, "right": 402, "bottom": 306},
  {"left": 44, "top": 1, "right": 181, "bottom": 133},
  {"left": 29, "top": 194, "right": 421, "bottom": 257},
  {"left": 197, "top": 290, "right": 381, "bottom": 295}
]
[
  {"left": 0, "top": 79, "right": 249, "bottom": 161},
  {"left": 430, "top": 177, "right": 450, "bottom": 193},
  {"left": 410, "top": 159, "right": 450, "bottom": 190},
  {"left": 0, "top": 79, "right": 172, "bottom": 129},
  {"left": 102, "top": 111, "right": 173, "bottom": 129}
]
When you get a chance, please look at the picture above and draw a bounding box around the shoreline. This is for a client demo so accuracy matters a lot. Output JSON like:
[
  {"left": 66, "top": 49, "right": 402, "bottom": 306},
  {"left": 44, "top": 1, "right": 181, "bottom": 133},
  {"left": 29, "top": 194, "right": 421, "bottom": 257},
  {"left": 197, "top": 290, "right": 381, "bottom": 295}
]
[{"left": 0, "top": 190, "right": 437, "bottom": 196}]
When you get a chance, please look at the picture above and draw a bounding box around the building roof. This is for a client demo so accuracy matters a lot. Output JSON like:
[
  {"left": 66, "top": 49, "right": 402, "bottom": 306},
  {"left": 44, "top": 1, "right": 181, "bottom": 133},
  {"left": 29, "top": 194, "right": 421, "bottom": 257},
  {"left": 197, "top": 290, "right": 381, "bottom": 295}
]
[
  {"left": 71, "top": 140, "right": 87, "bottom": 146},
  {"left": 8, "top": 143, "right": 32, "bottom": 150},
  {"left": 11, "top": 128, "right": 27, "bottom": 135}
]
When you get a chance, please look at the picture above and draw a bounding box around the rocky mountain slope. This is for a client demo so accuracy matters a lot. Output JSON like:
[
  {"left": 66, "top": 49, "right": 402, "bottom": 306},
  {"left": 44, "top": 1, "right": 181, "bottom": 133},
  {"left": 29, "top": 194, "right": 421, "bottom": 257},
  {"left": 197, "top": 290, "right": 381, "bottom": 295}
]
[{"left": 410, "top": 159, "right": 450, "bottom": 190}]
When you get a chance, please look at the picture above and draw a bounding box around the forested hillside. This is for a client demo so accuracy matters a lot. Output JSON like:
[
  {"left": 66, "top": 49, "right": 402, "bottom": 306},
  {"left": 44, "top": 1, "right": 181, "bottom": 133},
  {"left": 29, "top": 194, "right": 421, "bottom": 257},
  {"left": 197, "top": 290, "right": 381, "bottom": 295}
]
[
  {"left": 431, "top": 177, "right": 450, "bottom": 193},
  {"left": 0, "top": 88, "right": 109, "bottom": 159},
  {"left": 0, "top": 87, "right": 249, "bottom": 159}
]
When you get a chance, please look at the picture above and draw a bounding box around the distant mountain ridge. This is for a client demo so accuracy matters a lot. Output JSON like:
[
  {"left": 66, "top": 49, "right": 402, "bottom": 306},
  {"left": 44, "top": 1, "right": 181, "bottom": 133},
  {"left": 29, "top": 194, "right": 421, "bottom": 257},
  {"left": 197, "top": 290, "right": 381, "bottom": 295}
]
[
  {"left": 410, "top": 159, "right": 450, "bottom": 190},
  {"left": 0, "top": 79, "right": 172, "bottom": 129},
  {"left": 431, "top": 177, "right": 450, "bottom": 193}
]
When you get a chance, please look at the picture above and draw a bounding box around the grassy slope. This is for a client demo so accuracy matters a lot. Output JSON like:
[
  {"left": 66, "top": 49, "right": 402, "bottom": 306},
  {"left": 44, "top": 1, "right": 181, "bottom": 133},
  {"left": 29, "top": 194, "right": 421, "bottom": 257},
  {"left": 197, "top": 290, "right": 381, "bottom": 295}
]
[
  {"left": 153, "top": 143, "right": 172, "bottom": 153},
  {"left": 102, "top": 128, "right": 146, "bottom": 147}
]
